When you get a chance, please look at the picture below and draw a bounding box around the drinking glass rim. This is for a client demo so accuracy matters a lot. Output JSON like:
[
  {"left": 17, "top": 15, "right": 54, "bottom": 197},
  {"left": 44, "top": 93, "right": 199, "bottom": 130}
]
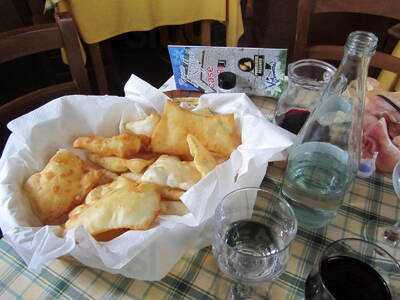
[
  {"left": 392, "top": 160, "right": 400, "bottom": 199},
  {"left": 288, "top": 59, "right": 336, "bottom": 90},
  {"left": 217, "top": 187, "right": 298, "bottom": 258},
  {"left": 316, "top": 238, "right": 400, "bottom": 296}
]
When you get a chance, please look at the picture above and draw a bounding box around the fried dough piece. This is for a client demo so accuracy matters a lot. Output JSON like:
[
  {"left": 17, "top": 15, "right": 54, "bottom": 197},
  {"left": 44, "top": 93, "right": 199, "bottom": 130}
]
[
  {"left": 213, "top": 155, "right": 227, "bottom": 165},
  {"left": 73, "top": 133, "right": 142, "bottom": 158},
  {"left": 125, "top": 157, "right": 156, "bottom": 173},
  {"left": 23, "top": 150, "right": 114, "bottom": 225},
  {"left": 121, "top": 172, "right": 184, "bottom": 201},
  {"left": 88, "top": 153, "right": 129, "bottom": 173},
  {"left": 160, "top": 201, "right": 188, "bottom": 216},
  {"left": 194, "top": 108, "right": 215, "bottom": 116},
  {"left": 151, "top": 101, "right": 240, "bottom": 157},
  {"left": 88, "top": 153, "right": 156, "bottom": 174},
  {"left": 141, "top": 155, "right": 201, "bottom": 190},
  {"left": 125, "top": 113, "right": 161, "bottom": 137},
  {"left": 84, "top": 184, "right": 108, "bottom": 205},
  {"left": 121, "top": 171, "right": 143, "bottom": 182},
  {"left": 65, "top": 177, "right": 160, "bottom": 236},
  {"left": 94, "top": 229, "right": 129, "bottom": 242},
  {"left": 187, "top": 134, "right": 218, "bottom": 177},
  {"left": 170, "top": 97, "right": 199, "bottom": 105},
  {"left": 158, "top": 186, "right": 185, "bottom": 201}
]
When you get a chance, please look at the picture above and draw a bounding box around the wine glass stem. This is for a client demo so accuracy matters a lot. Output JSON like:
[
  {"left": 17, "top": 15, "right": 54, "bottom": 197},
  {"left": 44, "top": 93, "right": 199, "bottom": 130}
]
[{"left": 230, "top": 283, "right": 253, "bottom": 300}]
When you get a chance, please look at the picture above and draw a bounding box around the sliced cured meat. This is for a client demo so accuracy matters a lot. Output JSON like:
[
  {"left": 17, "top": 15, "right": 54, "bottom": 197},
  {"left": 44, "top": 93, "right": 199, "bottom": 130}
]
[
  {"left": 382, "top": 111, "right": 400, "bottom": 139},
  {"left": 362, "top": 134, "right": 378, "bottom": 159},
  {"left": 393, "top": 136, "right": 400, "bottom": 148},
  {"left": 365, "top": 94, "right": 397, "bottom": 118},
  {"left": 363, "top": 112, "right": 379, "bottom": 134},
  {"left": 364, "top": 118, "right": 400, "bottom": 173}
]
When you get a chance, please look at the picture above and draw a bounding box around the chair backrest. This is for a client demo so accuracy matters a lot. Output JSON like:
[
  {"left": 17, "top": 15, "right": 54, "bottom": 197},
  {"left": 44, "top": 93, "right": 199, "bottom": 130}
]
[
  {"left": 293, "top": 0, "right": 400, "bottom": 74},
  {"left": 25, "top": 0, "right": 47, "bottom": 24},
  {"left": 25, "top": 0, "right": 44, "bottom": 15},
  {"left": 0, "top": 12, "right": 90, "bottom": 152},
  {"left": 0, "top": 12, "right": 90, "bottom": 93}
]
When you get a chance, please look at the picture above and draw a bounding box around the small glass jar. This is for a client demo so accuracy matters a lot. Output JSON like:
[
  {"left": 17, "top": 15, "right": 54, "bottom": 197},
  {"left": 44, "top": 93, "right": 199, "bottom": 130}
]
[{"left": 273, "top": 59, "right": 336, "bottom": 134}]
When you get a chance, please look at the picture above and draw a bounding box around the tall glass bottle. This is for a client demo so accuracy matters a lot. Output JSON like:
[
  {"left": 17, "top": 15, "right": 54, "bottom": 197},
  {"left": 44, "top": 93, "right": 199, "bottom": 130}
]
[{"left": 281, "top": 31, "right": 378, "bottom": 228}]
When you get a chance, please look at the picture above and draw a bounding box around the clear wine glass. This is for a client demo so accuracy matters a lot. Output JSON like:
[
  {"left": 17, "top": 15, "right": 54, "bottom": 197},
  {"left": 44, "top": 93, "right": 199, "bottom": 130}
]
[
  {"left": 305, "top": 238, "right": 400, "bottom": 300},
  {"left": 364, "top": 160, "right": 400, "bottom": 260},
  {"left": 212, "top": 187, "right": 297, "bottom": 299}
]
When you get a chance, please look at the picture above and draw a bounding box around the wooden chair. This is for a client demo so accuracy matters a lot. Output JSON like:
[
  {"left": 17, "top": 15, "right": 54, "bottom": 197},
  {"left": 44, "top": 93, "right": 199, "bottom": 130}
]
[
  {"left": 24, "top": 0, "right": 49, "bottom": 24},
  {"left": 293, "top": 0, "right": 400, "bottom": 75},
  {"left": 0, "top": 12, "right": 90, "bottom": 152},
  {"left": 388, "top": 23, "right": 400, "bottom": 40}
]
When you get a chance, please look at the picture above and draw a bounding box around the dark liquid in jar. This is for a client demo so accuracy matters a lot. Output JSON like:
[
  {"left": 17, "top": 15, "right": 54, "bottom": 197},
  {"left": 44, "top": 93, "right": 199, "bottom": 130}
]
[
  {"left": 275, "top": 108, "right": 310, "bottom": 134},
  {"left": 305, "top": 255, "right": 392, "bottom": 300}
]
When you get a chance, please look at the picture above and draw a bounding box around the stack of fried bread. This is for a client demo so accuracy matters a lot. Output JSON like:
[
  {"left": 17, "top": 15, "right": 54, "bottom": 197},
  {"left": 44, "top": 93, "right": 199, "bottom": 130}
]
[{"left": 23, "top": 101, "right": 240, "bottom": 241}]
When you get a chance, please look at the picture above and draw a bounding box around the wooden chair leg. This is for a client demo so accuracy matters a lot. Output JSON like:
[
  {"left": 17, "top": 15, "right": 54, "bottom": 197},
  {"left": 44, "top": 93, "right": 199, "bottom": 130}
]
[
  {"left": 176, "top": 26, "right": 186, "bottom": 45},
  {"left": 87, "top": 42, "right": 108, "bottom": 94},
  {"left": 184, "top": 24, "right": 195, "bottom": 43},
  {"left": 102, "top": 40, "right": 122, "bottom": 92},
  {"left": 159, "top": 27, "right": 169, "bottom": 47},
  {"left": 201, "top": 20, "right": 212, "bottom": 45}
]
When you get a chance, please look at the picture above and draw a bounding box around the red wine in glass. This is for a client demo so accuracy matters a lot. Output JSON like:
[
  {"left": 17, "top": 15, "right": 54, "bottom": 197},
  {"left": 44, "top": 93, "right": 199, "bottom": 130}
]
[
  {"left": 305, "top": 255, "right": 392, "bottom": 300},
  {"left": 275, "top": 108, "right": 310, "bottom": 134}
]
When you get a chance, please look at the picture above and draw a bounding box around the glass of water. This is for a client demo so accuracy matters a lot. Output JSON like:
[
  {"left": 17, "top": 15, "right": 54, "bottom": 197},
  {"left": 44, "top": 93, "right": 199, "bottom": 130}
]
[{"left": 212, "top": 188, "right": 297, "bottom": 299}]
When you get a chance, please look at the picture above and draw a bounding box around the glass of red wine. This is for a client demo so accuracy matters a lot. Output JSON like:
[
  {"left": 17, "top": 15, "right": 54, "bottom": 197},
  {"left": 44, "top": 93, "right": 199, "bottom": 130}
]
[
  {"left": 274, "top": 59, "right": 336, "bottom": 134},
  {"left": 305, "top": 238, "right": 400, "bottom": 300}
]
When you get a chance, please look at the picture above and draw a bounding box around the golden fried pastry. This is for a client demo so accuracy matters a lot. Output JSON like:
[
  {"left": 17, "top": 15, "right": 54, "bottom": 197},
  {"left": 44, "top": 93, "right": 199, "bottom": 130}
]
[
  {"left": 94, "top": 228, "right": 129, "bottom": 242},
  {"left": 84, "top": 184, "right": 107, "bottom": 205},
  {"left": 187, "top": 134, "right": 218, "bottom": 177},
  {"left": 141, "top": 155, "right": 201, "bottom": 190},
  {"left": 160, "top": 201, "right": 188, "bottom": 216},
  {"left": 65, "top": 177, "right": 161, "bottom": 236},
  {"left": 73, "top": 133, "right": 142, "bottom": 158},
  {"left": 158, "top": 186, "right": 184, "bottom": 201},
  {"left": 151, "top": 101, "right": 240, "bottom": 157},
  {"left": 125, "top": 157, "right": 156, "bottom": 173},
  {"left": 88, "top": 153, "right": 129, "bottom": 173},
  {"left": 24, "top": 150, "right": 114, "bottom": 225},
  {"left": 194, "top": 108, "right": 215, "bottom": 116},
  {"left": 121, "top": 172, "right": 184, "bottom": 201},
  {"left": 121, "top": 171, "right": 143, "bottom": 182},
  {"left": 125, "top": 113, "right": 161, "bottom": 137},
  {"left": 88, "top": 152, "right": 157, "bottom": 174},
  {"left": 213, "top": 154, "right": 227, "bottom": 165},
  {"left": 170, "top": 97, "right": 199, "bottom": 105}
]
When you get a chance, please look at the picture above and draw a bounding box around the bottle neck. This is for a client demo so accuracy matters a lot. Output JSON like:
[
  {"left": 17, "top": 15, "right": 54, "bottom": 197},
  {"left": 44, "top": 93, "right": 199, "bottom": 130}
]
[
  {"left": 327, "top": 31, "right": 377, "bottom": 96},
  {"left": 340, "top": 51, "right": 371, "bottom": 80},
  {"left": 327, "top": 50, "right": 372, "bottom": 96}
]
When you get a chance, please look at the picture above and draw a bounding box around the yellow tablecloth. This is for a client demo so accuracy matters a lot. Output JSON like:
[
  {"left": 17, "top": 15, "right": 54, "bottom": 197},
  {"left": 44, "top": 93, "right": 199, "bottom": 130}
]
[{"left": 58, "top": 0, "right": 244, "bottom": 46}]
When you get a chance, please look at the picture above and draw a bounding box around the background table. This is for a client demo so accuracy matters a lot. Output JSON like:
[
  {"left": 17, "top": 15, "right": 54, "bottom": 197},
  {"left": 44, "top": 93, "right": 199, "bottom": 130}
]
[
  {"left": 54, "top": 0, "right": 244, "bottom": 94},
  {"left": 0, "top": 97, "right": 399, "bottom": 299},
  {"left": 57, "top": 0, "right": 244, "bottom": 47}
]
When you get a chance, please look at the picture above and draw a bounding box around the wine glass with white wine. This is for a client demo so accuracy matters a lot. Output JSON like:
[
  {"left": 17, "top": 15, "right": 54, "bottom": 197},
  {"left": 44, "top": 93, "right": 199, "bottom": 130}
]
[{"left": 212, "top": 188, "right": 297, "bottom": 299}]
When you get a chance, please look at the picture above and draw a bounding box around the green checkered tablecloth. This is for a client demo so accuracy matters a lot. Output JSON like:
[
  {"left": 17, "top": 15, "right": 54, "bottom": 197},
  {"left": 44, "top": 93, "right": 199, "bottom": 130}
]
[{"left": 1, "top": 97, "right": 399, "bottom": 299}]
